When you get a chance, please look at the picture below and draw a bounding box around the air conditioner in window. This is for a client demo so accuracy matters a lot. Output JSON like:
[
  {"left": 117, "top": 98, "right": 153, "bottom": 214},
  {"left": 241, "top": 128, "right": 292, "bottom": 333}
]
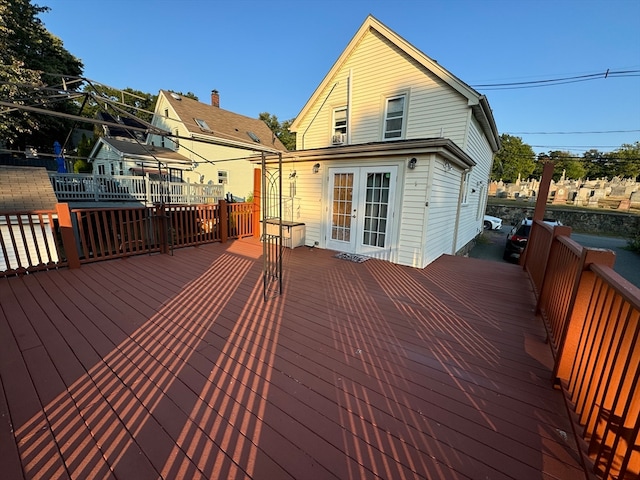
[{"left": 332, "top": 133, "right": 347, "bottom": 145}]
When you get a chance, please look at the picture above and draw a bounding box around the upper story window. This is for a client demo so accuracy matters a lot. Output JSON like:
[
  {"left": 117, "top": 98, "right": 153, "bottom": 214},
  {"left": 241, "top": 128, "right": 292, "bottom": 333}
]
[
  {"left": 383, "top": 94, "right": 406, "bottom": 139},
  {"left": 332, "top": 107, "right": 347, "bottom": 145},
  {"left": 164, "top": 108, "right": 169, "bottom": 118},
  {"left": 218, "top": 170, "right": 228, "bottom": 185},
  {"left": 173, "top": 128, "right": 180, "bottom": 150}
]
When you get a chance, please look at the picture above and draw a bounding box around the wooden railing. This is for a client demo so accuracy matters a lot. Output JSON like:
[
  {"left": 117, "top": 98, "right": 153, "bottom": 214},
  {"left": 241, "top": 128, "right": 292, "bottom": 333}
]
[
  {"left": 1, "top": 200, "right": 255, "bottom": 276},
  {"left": 0, "top": 209, "right": 66, "bottom": 275},
  {"left": 524, "top": 220, "right": 640, "bottom": 480},
  {"left": 49, "top": 173, "right": 224, "bottom": 205}
]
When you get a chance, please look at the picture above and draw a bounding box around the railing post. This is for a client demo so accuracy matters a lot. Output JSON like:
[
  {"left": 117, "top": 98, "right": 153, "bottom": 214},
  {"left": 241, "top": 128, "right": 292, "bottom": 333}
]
[
  {"left": 186, "top": 178, "right": 191, "bottom": 205},
  {"left": 56, "top": 203, "right": 80, "bottom": 269},
  {"left": 534, "top": 224, "right": 572, "bottom": 307},
  {"left": 253, "top": 168, "right": 261, "bottom": 239},
  {"left": 145, "top": 174, "right": 151, "bottom": 205},
  {"left": 219, "top": 199, "right": 228, "bottom": 243},
  {"left": 554, "top": 247, "right": 616, "bottom": 382}
]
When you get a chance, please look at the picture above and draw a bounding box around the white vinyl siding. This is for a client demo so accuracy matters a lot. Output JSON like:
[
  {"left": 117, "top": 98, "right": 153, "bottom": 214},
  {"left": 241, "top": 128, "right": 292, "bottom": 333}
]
[
  {"left": 423, "top": 159, "right": 461, "bottom": 265},
  {"left": 296, "top": 29, "right": 470, "bottom": 149},
  {"left": 454, "top": 117, "right": 495, "bottom": 252}
]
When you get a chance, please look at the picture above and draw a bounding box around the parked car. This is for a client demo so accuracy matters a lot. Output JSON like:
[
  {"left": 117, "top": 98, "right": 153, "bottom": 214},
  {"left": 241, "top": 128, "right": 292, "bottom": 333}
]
[
  {"left": 483, "top": 214, "right": 503, "bottom": 230},
  {"left": 503, "top": 217, "right": 562, "bottom": 262}
]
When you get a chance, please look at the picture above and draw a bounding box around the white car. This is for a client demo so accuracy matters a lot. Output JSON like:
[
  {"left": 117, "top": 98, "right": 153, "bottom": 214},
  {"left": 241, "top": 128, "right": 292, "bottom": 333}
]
[{"left": 483, "top": 214, "right": 503, "bottom": 230}]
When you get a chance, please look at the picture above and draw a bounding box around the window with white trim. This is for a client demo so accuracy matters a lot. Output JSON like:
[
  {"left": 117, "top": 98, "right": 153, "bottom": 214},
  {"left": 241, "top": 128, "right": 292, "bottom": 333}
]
[
  {"left": 218, "top": 170, "right": 228, "bottom": 185},
  {"left": 461, "top": 171, "right": 471, "bottom": 204},
  {"left": 383, "top": 94, "right": 406, "bottom": 139},
  {"left": 332, "top": 107, "right": 347, "bottom": 144}
]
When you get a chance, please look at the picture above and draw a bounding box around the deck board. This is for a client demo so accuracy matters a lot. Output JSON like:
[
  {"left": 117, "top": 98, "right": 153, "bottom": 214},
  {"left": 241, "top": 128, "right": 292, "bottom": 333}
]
[{"left": 0, "top": 239, "right": 585, "bottom": 479}]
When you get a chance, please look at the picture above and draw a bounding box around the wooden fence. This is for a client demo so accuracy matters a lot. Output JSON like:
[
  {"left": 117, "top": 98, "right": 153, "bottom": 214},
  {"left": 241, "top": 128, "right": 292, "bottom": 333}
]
[
  {"left": 523, "top": 219, "right": 640, "bottom": 480},
  {"left": 0, "top": 200, "right": 254, "bottom": 276}
]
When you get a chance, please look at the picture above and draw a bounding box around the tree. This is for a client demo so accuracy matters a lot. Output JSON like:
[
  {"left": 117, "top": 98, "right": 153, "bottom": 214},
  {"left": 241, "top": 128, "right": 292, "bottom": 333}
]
[
  {"left": 582, "top": 149, "right": 610, "bottom": 179},
  {"left": 491, "top": 134, "right": 535, "bottom": 183},
  {"left": 259, "top": 112, "right": 296, "bottom": 151},
  {"left": 0, "top": 0, "right": 84, "bottom": 151},
  {"left": 537, "top": 150, "right": 586, "bottom": 181},
  {"left": 607, "top": 142, "right": 640, "bottom": 180}
]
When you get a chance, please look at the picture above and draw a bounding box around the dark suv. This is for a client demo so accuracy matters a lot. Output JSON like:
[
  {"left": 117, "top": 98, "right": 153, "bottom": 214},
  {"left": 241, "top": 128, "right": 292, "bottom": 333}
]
[{"left": 503, "top": 217, "right": 562, "bottom": 262}]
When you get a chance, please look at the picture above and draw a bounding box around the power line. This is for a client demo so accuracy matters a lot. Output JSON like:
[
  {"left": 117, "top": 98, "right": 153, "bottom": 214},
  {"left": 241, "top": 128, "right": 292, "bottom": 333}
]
[
  {"left": 471, "top": 69, "right": 640, "bottom": 90},
  {"left": 506, "top": 129, "right": 640, "bottom": 135}
]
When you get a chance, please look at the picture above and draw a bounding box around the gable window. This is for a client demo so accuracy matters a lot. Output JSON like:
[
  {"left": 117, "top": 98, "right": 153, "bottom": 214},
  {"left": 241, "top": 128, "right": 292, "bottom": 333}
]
[
  {"left": 332, "top": 107, "right": 347, "bottom": 144},
  {"left": 173, "top": 128, "right": 180, "bottom": 150},
  {"left": 218, "top": 170, "right": 228, "bottom": 185},
  {"left": 164, "top": 108, "right": 169, "bottom": 118},
  {"left": 383, "top": 94, "right": 406, "bottom": 139}
]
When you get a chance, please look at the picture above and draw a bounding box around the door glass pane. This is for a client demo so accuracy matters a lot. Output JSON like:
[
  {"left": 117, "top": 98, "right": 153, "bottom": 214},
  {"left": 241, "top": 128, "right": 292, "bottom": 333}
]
[
  {"left": 362, "top": 172, "right": 391, "bottom": 248},
  {"left": 331, "top": 173, "right": 354, "bottom": 242}
]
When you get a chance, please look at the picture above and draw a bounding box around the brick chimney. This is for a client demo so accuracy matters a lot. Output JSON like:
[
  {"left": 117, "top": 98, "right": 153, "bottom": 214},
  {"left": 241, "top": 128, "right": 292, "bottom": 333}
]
[{"left": 211, "top": 89, "right": 220, "bottom": 108}]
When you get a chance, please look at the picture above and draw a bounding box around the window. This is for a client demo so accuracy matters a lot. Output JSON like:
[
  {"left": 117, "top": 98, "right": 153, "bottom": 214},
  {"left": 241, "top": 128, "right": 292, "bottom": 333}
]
[
  {"left": 332, "top": 107, "right": 347, "bottom": 144},
  {"left": 164, "top": 108, "right": 169, "bottom": 118},
  {"left": 173, "top": 128, "right": 179, "bottom": 150},
  {"left": 194, "top": 118, "right": 211, "bottom": 132},
  {"left": 383, "top": 95, "right": 406, "bottom": 139},
  {"left": 461, "top": 172, "right": 471, "bottom": 204},
  {"left": 97, "top": 164, "right": 105, "bottom": 175},
  {"left": 218, "top": 170, "right": 228, "bottom": 185}
]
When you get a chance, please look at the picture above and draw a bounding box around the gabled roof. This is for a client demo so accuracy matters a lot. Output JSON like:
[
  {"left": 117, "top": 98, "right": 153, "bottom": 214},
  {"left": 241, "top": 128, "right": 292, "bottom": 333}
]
[
  {"left": 97, "top": 112, "right": 147, "bottom": 141},
  {"left": 290, "top": 15, "right": 500, "bottom": 152},
  {"left": 90, "top": 137, "right": 192, "bottom": 165},
  {"left": 159, "top": 90, "right": 288, "bottom": 153}
]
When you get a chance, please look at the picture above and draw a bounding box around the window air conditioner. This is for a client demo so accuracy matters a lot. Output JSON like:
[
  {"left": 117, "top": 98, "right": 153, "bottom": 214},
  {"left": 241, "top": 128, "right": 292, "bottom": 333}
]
[{"left": 332, "top": 133, "right": 346, "bottom": 145}]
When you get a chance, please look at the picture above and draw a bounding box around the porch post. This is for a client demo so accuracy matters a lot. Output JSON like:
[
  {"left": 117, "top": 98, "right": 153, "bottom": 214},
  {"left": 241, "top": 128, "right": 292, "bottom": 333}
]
[
  {"left": 219, "top": 199, "right": 228, "bottom": 243},
  {"left": 56, "top": 203, "right": 80, "bottom": 269},
  {"left": 521, "top": 161, "right": 554, "bottom": 266},
  {"left": 253, "top": 168, "right": 261, "bottom": 239}
]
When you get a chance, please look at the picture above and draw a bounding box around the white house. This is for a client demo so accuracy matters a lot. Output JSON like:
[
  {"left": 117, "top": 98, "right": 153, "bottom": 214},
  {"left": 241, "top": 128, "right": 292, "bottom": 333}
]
[
  {"left": 147, "top": 90, "right": 288, "bottom": 201},
  {"left": 263, "top": 15, "right": 501, "bottom": 268},
  {"left": 89, "top": 136, "right": 193, "bottom": 180}
]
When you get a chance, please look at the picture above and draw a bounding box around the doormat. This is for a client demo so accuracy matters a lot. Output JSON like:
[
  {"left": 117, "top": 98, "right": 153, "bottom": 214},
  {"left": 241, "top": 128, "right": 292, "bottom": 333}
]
[{"left": 334, "top": 252, "right": 370, "bottom": 263}]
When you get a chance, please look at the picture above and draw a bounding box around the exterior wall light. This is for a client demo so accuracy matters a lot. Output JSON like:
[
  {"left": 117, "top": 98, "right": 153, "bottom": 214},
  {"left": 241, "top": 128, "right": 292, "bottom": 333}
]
[
  {"left": 408, "top": 157, "right": 417, "bottom": 169},
  {"left": 313, "top": 163, "right": 321, "bottom": 174}
]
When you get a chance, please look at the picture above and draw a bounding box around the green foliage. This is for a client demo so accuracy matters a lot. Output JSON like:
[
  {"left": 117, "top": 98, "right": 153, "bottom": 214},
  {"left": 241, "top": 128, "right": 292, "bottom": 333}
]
[
  {"left": 609, "top": 142, "right": 640, "bottom": 180},
  {"left": 491, "top": 134, "right": 536, "bottom": 183},
  {"left": 537, "top": 150, "right": 587, "bottom": 181},
  {"left": 627, "top": 234, "right": 640, "bottom": 254},
  {"left": 80, "top": 85, "right": 158, "bottom": 123},
  {"left": 73, "top": 158, "right": 91, "bottom": 173},
  {"left": 259, "top": 112, "right": 296, "bottom": 151},
  {"left": 0, "top": 0, "right": 84, "bottom": 150}
]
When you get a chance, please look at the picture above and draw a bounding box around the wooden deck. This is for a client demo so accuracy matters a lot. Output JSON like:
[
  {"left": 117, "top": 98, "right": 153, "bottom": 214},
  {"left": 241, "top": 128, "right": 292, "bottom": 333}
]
[{"left": 0, "top": 239, "right": 586, "bottom": 479}]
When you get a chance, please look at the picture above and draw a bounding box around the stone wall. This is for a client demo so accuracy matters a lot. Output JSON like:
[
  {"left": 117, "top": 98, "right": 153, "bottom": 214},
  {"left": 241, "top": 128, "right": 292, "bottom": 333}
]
[{"left": 486, "top": 203, "right": 640, "bottom": 237}]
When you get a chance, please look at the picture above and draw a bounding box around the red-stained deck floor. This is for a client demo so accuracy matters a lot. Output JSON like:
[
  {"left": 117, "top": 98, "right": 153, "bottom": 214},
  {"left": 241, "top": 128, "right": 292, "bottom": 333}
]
[{"left": 0, "top": 239, "right": 585, "bottom": 479}]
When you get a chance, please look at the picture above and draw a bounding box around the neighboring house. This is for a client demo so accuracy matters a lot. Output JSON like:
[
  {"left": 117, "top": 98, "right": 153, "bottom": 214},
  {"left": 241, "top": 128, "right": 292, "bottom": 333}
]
[
  {"left": 147, "top": 90, "right": 288, "bottom": 201},
  {"left": 265, "top": 15, "right": 500, "bottom": 268},
  {"left": 88, "top": 136, "right": 193, "bottom": 181}
]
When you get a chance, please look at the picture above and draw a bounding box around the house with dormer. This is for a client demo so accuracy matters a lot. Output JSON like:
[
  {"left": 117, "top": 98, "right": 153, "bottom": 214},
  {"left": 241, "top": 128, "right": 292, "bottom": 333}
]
[
  {"left": 147, "top": 90, "right": 288, "bottom": 201},
  {"left": 262, "top": 15, "right": 500, "bottom": 268}
]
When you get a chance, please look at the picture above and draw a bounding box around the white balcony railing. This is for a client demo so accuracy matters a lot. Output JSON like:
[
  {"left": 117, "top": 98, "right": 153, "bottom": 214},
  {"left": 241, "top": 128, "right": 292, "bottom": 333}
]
[{"left": 49, "top": 173, "right": 224, "bottom": 205}]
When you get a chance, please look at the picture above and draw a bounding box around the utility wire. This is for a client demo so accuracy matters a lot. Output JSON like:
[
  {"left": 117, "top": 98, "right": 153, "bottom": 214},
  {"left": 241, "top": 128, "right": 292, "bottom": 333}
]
[{"left": 471, "top": 69, "right": 640, "bottom": 90}]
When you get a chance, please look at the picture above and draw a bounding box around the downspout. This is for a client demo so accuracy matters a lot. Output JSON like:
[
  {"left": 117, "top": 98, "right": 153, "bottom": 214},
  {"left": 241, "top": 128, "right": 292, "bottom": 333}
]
[
  {"left": 347, "top": 70, "right": 352, "bottom": 143},
  {"left": 300, "top": 82, "right": 339, "bottom": 150}
]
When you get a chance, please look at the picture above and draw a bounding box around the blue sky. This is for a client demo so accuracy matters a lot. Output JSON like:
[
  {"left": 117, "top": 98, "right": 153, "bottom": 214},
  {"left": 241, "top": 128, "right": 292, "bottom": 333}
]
[{"left": 41, "top": 0, "right": 640, "bottom": 155}]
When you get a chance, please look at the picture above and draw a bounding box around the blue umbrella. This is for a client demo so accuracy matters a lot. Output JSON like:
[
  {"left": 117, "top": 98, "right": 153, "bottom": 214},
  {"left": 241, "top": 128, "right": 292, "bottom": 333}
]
[{"left": 54, "top": 141, "right": 67, "bottom": 173}]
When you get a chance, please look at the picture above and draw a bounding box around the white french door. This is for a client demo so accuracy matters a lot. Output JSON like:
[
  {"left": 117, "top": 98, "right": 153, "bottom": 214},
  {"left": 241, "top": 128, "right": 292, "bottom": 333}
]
[{"left": 326, "top": 166, "right": 397, "bottom": 255}]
